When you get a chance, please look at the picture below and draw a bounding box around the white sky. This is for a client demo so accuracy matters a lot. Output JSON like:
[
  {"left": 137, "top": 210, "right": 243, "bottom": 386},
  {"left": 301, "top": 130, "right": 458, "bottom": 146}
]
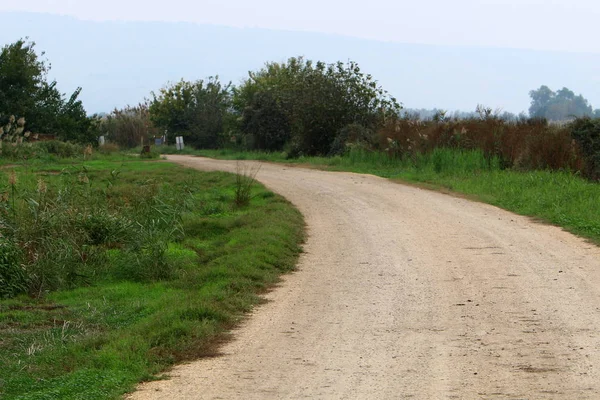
[{"left": 2, "top": 0, "right": 599, "bottom": 53}]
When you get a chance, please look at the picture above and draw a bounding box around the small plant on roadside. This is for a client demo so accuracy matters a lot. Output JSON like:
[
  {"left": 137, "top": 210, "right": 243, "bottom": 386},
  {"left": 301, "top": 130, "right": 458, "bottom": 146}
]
[
  {"left": 234, "top": 162, "right": 261, "bottom": 207},
  {"left": 140, "top": 147, "right": 160, "bottom": 159}
]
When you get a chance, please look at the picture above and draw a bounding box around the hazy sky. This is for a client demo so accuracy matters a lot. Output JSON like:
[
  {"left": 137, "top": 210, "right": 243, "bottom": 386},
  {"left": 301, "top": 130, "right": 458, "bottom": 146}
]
[{"left": 2, "top": 0, "right": 599, "bottom": 53}]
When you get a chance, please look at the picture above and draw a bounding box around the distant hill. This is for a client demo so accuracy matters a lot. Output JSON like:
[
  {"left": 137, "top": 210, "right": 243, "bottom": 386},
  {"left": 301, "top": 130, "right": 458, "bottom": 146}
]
[{"left": 1, "top": 12, "right": 599, "bottom": 114}]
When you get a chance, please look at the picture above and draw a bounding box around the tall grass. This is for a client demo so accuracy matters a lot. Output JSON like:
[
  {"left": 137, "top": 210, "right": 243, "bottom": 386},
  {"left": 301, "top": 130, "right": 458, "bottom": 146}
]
[
  {"left": 101, "top": 104, "right": 159, "bottom": 148},
  {"left": 376, "top": 117, "right": 583, "bottom": 173},
  {"left": 234, "top": 162, "right": 261, "bottom": 207},
  {"left": 0, "top": 160, "right": 305, "bottom": 399},
  {"left": 0, "top": 162, "right": 189, "bottom": 297}
]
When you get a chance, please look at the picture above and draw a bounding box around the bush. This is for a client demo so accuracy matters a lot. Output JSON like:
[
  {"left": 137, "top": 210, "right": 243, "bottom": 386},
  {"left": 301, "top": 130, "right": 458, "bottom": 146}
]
[
  {"left": 329, "top": 124, "right": 375, "bottom": 156},
  {"left": 150, "top": 78, "right": 231, "bottom": 149},
  {"left": 140, "top": 147, "right": 160, "bottom": 159},
  {"left": 0, "top": 142, "right": 48, "bottom": 159},
  {"left": 234, "top": 57, "right": 401, "bottom": 156},
  {"left": 240, "top": 91, "right": 290, "bottom": 151},
  {"left": 234, "top": 163, "right": 260, "bottom": 207},
  {"left": 35, "top": 140, "right": 84, "bottom": 158},
  {"left": 77, "top": 211, "right": 132, "bottom": 246},
  {"left": 0, "top": 140, "right": 86, "bottom": 160},
  {"left": 571, "top": 118, "right": 600, "bottom": 180}
]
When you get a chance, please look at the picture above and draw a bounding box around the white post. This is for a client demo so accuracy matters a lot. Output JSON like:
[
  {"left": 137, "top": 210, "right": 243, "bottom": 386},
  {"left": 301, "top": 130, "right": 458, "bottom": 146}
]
[{"left": 176, "top": 136, "right": 184, "bottom": 151}]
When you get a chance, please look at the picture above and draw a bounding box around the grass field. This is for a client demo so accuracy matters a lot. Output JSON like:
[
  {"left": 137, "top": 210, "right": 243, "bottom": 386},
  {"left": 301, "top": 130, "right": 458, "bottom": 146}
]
[
  {"left": 0, "top": 157, "right": 304, "bottom": 399},
  {"left": 171, "top": 147, "right": 600, "bottom": 244}
]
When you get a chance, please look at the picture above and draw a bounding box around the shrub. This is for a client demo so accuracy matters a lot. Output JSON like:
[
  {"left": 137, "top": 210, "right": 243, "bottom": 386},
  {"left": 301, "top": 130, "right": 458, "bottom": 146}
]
[
  {"left": 150, "top": 78, "right": 231, "bottom": 149},
  {"left": 234, "top": 162, "right": 260, "bottom": 207},
  {"left": 571, "top": 118, "right": 600, "bottom": 180},
  {"left": 328, "top": 124, "right": 375, "bottom": 156},
  {"left": 77, "top": 211, "right": 132, "bottom": 246},
  {"left": 140, "top": 147, "right": 160, "bottom": 159},
  {"left": 234, "top": 57, "right": 401, "bottom": 156},
  {"left": 35, "top": 140, "right": 83, "bottom": 158},
  {"left": 0, "top": 142, "right": 47, "bottom": 160},
  {"left": 0, "top": 137, "right": 86, "bottom": 160},
  {"left": 240, "top": 90, "right": 290, "bottom": 151}
]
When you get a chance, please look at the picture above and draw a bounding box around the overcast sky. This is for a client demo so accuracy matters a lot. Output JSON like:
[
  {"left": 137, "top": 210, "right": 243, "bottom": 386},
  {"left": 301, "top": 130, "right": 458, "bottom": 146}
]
[{"left": 1, "top": 0, "right": 599, "bottom": 53}]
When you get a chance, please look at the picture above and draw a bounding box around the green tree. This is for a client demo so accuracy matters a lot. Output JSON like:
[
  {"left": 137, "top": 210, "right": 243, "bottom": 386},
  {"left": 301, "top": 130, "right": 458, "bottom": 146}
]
[
  {"left": 234, "top": 57, "right": 401, "bottom": 155},
  {"left": 0, "top": 39, "right": 46, "bottom": 118},
  {"left": 528, "top": 85, "right": 554, "bottom": 118},
  {"left": 149, "top": 77, "right": 231, "bottom": 148},
  {"left": 529, "top": 85, "right": 594, "bottom": 121},
  {"left": 0, "top": 39, "right": 91, "bottom": 142}
]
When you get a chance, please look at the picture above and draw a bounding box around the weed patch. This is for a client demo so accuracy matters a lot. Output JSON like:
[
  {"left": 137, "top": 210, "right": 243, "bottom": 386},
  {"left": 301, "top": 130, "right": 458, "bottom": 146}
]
[{"left": 234, "top": 162, "right": 261, "bottom": 207}]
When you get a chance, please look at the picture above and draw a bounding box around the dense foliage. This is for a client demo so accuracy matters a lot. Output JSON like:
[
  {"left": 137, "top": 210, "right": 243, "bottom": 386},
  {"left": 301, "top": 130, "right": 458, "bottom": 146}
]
[
  {"left": 0, "top": 39, "right": 92, "bottom": 143},
  {"left": 3, "top": 36, "right": 600, "bottom": 181},
  {"left": 529, "top": 85, "right": 598, "bottom": 121},
  {"left": 571, "top": 118, "right": 600, "bottom": 180},
  {"left": 149, "top": 77, "right": 232, "bottom": 148},
  {"left": 234, "top": 57, "right": 402, "bottom": 156},
  {"left": 101, "top": 103, "right": 158, "bottom": 148}
]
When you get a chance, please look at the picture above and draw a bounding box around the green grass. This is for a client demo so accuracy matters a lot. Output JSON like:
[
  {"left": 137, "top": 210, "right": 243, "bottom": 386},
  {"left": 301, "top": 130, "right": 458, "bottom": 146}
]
[
  {"left": 0, "top": 157, "right": 305, "bottom": 399},
  {"left": 184, "top": 147, "right": 600, "bottom": 244},
  {"left": 397, "top": 165, "right": 600, "bottom": 241}
]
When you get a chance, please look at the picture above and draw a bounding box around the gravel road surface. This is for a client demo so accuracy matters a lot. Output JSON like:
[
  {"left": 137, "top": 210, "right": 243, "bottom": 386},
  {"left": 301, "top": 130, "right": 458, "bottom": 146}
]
[{"left": 129, "top": 155, "right": 600, "bottom": 399}]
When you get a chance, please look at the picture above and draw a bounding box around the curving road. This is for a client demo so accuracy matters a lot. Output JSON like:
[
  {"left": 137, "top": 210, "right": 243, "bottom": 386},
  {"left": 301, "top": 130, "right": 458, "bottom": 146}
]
[{"left": 129, "top": 155, "right": 600, "bottom": 399}]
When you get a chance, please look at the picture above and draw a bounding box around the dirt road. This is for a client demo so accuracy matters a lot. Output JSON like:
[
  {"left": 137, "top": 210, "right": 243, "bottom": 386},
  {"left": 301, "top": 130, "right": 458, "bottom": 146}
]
[{"left": 130, "top": 155, "right": 600, "bottom": 399}]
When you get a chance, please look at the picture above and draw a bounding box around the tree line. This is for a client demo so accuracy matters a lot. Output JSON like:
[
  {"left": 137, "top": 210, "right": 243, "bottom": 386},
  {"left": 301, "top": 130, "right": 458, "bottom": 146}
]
[{"left": 1, "top": 38, "right": 599, "bottom": 155}]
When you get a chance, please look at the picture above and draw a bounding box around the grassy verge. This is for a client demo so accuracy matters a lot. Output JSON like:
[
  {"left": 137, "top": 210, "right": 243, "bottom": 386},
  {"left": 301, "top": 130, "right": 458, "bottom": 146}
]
[
  {"left": 0, "top": 158, "right": 304, "bottom": 399},
  {"left": 173, "top": 147, "right": 600, "bottom": 244}
]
